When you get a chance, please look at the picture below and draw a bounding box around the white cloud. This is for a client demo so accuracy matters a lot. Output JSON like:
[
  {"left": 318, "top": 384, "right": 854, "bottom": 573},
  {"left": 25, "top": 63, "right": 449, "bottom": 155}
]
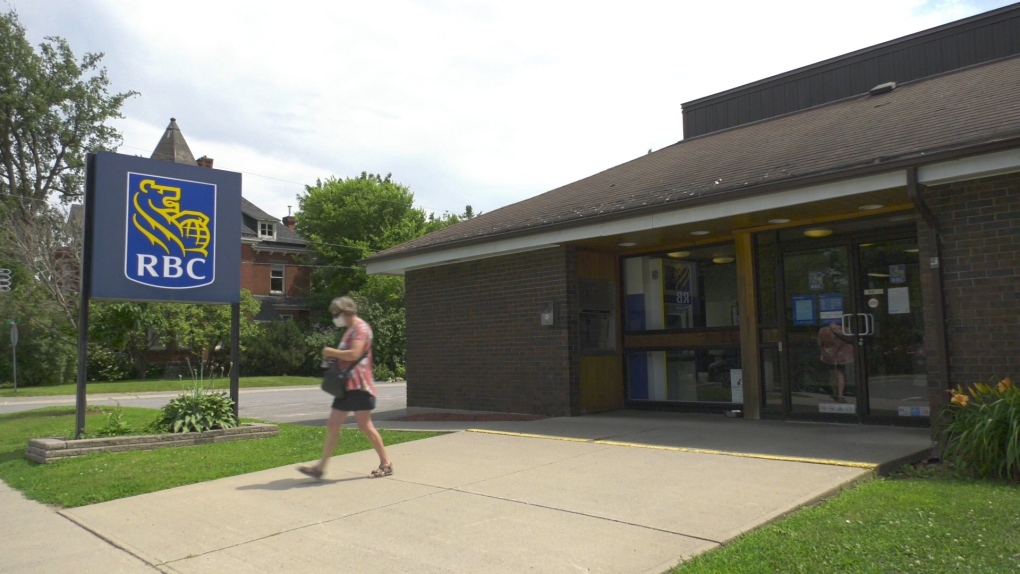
[{"left": 11, "top": 0, "right": 1011, "bottom": 220}]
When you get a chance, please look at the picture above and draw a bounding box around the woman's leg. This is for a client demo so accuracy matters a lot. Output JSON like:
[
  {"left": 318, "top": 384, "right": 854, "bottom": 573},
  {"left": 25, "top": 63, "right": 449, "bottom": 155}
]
[
  {"left": 355, "top": 410, "right": 390, "bottom": 467},
  {"left": 316, "top": 408, "right": 349, "bottom": 470}
]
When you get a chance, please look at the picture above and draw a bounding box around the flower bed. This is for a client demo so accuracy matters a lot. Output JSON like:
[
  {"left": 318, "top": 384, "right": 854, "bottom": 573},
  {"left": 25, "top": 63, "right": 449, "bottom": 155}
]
[{"left": 26, "top": 423, "right": 279, "bottom": 464}]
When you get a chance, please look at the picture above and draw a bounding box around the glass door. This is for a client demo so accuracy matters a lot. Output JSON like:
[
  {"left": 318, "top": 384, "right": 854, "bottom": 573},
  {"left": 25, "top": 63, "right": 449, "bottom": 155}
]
[
  {"left": 777, "top": 232, "right": 929, "bottom": 422},
  {"left": 782, "top": 245, "right": 859, "bottom": 417},
  {"left": 857, "top": 239, "right": 929, "bottom": 420}
]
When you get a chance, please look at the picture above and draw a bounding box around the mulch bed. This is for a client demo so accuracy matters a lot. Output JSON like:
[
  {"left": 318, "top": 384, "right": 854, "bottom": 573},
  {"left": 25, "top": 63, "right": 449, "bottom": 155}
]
[{"left": 391, "top": 413, "right": 547, "bottom": 422}]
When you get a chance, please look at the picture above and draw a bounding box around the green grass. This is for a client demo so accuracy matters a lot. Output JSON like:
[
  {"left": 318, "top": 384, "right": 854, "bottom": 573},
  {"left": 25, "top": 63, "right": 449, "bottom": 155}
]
[
  {"left": 672, "top": 476, "right": 1020, "bottom": 573},
  {"left": 0, "top": 375, "right": 321, "bottom": 397},
  {"left": 0, "top": 406, "right": 441, "bottom": 508}
]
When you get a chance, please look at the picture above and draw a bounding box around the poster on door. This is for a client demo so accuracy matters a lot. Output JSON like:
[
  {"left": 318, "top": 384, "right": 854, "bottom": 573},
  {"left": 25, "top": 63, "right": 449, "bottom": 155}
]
[
  {"left": 730, "top": 369, "right": 743, "bottom": 403},
  {"left": 818, "top": 293, "right": 843, "bottom": 321}
]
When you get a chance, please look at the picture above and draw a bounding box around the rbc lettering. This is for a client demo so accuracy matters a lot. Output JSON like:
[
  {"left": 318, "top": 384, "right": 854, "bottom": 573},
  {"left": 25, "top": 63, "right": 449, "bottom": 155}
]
[{"left": 136, "top": 254, "right": 207, "bottom": 280}]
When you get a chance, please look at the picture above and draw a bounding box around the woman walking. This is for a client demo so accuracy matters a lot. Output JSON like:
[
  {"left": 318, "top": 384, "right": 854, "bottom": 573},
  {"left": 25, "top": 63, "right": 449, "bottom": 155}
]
[{"left": 298, "top": 296, "right": 392, "bottom": 479}]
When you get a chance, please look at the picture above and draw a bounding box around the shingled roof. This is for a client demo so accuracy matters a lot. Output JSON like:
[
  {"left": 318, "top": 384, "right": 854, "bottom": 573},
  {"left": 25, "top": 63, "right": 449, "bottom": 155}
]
[
  {"left": 366, "top": 55, "right": 1020, "bottom": 264},
  {"left": 150, "top": 118, "right": 197, "bottom": 164}
]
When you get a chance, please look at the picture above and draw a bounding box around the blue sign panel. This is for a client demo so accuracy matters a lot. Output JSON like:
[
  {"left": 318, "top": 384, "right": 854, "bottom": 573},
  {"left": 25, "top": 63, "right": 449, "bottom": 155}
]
[
  {"left": 88, "top": 152, "right": 241, "bottom": 304},
  {"left": 793, "top": 295, "right": 816, "bottom": 326},
  {"left": 125, "top": 173, "right": 216, "bottom": 289}
]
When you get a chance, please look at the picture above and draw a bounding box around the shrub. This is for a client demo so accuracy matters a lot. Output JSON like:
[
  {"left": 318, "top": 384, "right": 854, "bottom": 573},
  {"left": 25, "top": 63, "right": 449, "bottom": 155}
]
[
  {"left": 302, "top": 325, "right": 342, "bottom": 375},
  {"left": 86, "top": 343, "right": 133, "bottom": 382},
  {"left": 241, "top": 320, "right": 306, "bottom": 376},
  {"left": 94, "top": 403, "right": 133, "bottom": 437},
  {"left": 156, "top": 383, "right": 237, "bottom": 433},
  {"left": 941, "top": 376, "right": 1020, "bottom": 481}
]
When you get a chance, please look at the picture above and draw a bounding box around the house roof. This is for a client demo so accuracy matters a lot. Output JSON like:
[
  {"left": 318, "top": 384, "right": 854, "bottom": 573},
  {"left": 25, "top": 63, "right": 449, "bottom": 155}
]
[
  {"left": 366, "top": 55, "right": 1020, "bottom": 264},
  {"left": 150, "top": 118, "right": 197, "bottom": 164},
  {"left": 241, "top": 197, "right": 307, "bottom": 248}
]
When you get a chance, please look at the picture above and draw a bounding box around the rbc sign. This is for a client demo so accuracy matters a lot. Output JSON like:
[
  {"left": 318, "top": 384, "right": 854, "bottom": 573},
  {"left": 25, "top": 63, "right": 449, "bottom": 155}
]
[
  {"left": 87, "top": 152, "right": 240, "bottom": 304},
  {"left": 126, "top": 173, "right": 216, "bottom": 289}
]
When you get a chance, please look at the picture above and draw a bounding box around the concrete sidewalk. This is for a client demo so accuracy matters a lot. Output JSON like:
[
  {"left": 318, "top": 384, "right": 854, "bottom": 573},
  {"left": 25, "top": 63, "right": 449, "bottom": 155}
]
[{"left": 3, "top": 412, "right": 932, "bottom": 574}]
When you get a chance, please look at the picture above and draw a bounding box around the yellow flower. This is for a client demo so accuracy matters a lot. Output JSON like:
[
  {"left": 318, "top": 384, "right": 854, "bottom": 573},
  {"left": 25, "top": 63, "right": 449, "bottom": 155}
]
[
  {"left": 951, "top": 393, "right": 970, "bottom": 407},
  {"left": 998, "top": 377, "right": 1013, "bottom": 392}
]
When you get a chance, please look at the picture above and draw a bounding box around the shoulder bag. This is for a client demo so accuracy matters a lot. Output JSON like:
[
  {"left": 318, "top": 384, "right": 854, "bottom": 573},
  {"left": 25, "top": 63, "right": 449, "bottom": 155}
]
[{"left": 321, "top": 349, "right": 369, "bottom": 398}]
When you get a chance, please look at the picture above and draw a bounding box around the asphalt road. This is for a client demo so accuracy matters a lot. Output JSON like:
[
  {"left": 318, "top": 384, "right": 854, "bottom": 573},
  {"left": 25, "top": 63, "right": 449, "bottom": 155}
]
[{"left": 0, "top": 382, "right": 408, "bottom": 425}]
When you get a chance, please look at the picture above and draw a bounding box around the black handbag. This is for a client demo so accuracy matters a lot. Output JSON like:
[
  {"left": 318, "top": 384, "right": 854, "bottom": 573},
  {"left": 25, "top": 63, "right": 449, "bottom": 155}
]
[{"left": 320, "top": 350, "right": 368, "bottom": 398}]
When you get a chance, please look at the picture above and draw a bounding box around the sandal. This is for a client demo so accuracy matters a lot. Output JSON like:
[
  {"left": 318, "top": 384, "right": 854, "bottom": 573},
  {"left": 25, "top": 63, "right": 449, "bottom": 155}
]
[
  {"left": 370, "top": 463, "right": 393, "bottom": 478},
  {"left": 297, "top": 465, "right": 324, "bottom": 480}
]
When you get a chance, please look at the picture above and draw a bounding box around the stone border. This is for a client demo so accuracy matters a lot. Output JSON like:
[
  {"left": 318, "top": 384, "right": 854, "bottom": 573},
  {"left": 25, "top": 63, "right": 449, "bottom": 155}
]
[{"left": 26, "top": 423, "right": 279, "bottom": 464}]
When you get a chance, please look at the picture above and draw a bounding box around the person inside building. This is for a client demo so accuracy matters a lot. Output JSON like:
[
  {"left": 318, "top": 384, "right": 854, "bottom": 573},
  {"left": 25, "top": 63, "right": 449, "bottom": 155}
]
[
  {"left": 298, "top": 296, "right": 392, "bottom": 479},
  {"left": 818, "top": 321, "right": 854, "bottom": 403}
]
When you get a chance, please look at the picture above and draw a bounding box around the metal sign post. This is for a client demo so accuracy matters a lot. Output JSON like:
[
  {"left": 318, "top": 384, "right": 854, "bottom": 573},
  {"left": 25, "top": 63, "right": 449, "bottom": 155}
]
[{"left": 9, "top": 322, "right": 16, "bottom": 392}]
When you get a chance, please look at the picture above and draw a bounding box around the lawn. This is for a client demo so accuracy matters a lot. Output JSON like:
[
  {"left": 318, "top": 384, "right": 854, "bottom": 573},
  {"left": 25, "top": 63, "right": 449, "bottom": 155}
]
[
  {"left": 672, "top": 474, "right": 1020, "bottom": 573},
  {"left": 0, "top": 375, "right": 321, "bottom": 397},
  {"left": 0, "top": 406, "right": 441, "bottom": 508}
]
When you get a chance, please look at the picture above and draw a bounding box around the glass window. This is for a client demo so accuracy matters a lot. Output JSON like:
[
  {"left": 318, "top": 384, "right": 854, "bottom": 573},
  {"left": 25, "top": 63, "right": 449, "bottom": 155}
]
[
  {"left": 270, "top": 265, "right": 284, "bottom": 294},
  {"left": 623, "top": 244, "right": 737, "bottom": 332},
  {"left": 259, "top": 222, "right": 276, "bottom": 239},
  {"left": 627, "top": 348, "right": 741, "bottom": 403}
]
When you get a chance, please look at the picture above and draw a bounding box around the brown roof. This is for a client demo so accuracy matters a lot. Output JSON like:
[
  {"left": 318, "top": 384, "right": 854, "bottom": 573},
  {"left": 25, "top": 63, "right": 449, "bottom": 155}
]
[{"left": 366, "top": 55, "right": 1020, "bottom": 263}]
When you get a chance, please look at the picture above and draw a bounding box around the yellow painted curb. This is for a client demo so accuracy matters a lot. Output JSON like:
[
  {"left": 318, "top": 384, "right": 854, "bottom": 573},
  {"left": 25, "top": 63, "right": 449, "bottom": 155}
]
[
  {"left": 595, "top": 440, "right": 879, "bottom": 470},
  {"left": 465, "top": 430, "right": 877, "bottom": 470},
  {"left": 465, "top": 429, "right": 591, "bottom": 442}
]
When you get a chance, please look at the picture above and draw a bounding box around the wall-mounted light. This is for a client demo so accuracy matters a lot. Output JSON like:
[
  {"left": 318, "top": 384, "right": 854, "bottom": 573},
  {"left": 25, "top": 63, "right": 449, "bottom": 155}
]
[
  {"left": 768, "top": 218, "right": 791, "bottom": 224},
  {"left": 690, "top": 230, "right": 710, "bottom": 236},
  {"left": 666, "top": 251, "right": 690, "bottom": 259},
  {"left": 618, "top": 241, "right": 637, "bottom": 247},
  {"left": 858, "top": 204, "right": 884, "bottom": 211},
  {"left": 803, "top": 228, "right": 833, "bottom": 238},
  {"left": 712, "top": 256, "right": 735, "bottom": 264}
]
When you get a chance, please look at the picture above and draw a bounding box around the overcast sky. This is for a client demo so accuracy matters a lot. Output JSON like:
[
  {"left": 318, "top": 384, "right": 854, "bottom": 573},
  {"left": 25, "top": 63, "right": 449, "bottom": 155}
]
[{"left": 12, "top": 0, "right": 1016, "bottom": 221}]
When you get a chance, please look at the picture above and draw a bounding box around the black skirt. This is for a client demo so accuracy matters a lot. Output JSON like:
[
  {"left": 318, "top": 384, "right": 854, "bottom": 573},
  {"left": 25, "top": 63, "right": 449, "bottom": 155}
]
[{"left": 331, "top": 390, "right": 376, "bottom": 412}]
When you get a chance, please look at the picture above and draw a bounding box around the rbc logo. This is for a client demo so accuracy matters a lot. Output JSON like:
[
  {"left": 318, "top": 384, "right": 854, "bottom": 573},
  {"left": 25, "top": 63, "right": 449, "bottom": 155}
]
[{"left": 125, "top": 173, "right": 216, "bottom": 289}]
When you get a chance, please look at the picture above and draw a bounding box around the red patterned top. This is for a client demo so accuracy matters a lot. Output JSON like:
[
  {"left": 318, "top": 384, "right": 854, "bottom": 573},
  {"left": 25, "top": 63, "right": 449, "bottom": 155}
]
[{"left": 337, "top": 317, "right": 375, "bottom": 395}]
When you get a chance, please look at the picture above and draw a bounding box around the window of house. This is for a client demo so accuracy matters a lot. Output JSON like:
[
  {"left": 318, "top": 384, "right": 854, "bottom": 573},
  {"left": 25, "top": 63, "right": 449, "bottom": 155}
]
[
  {"left": 259, "top": 222, "right": 276, "bottom": 240},
  {"left": 623, "top": 244, "right": 738, "bottom": 332},
  {"left": 270, "top": 265, "right": 284, "bottom": 294}
]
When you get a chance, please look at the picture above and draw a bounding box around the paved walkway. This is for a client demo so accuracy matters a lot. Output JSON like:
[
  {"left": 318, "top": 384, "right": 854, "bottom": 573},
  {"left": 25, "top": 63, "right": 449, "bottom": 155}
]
[{"left": 1, "top": 411, "right": 932, "bottom": 574}]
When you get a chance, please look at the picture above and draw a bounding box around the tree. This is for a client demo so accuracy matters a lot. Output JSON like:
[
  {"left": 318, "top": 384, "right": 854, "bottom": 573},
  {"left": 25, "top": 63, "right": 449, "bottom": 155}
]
[
  {"left": 1, "top": 10, "right": 137, "bottom": 221},
  {"left": 295, "top": 173, "right": 467, "bottom": 375}
]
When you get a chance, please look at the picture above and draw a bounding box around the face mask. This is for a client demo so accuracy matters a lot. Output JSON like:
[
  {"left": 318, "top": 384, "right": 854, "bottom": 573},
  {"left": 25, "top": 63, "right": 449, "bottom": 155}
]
[{"left": 332, "top": 316, "right": 346, "bottom": 328}]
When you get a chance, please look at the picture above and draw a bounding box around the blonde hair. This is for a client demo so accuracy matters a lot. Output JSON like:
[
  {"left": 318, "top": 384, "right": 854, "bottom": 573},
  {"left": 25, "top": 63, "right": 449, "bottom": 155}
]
[{"left": 328, "top": 296, "right": 357, "bottom": 315}]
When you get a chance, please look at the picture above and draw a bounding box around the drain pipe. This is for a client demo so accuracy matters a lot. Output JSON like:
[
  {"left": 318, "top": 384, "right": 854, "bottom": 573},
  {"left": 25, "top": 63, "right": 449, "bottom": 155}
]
[{"left": 907, "top": 167, "right": 951, "bottom": 451}]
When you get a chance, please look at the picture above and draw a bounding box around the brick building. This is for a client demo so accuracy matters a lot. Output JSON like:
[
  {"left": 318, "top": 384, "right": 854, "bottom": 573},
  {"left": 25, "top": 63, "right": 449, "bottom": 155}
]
[
  {"left": 365, "top": 5, "right": 1020, "bottom": 426},
  {"left": 151, "top": 118, "right": 312, "bottom": 321}
]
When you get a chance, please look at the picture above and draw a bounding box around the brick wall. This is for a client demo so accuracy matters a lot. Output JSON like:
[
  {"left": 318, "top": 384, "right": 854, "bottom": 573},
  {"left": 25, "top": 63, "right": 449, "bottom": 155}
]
[
  {"left": 922, "top": 172, "right": 1020, "bottom": 395},
  {"left": 404, "top": 248, "right": 577, "bottom": 416},
  {"left": 240, "top": 244, "right": 310, "bottom": 297}
]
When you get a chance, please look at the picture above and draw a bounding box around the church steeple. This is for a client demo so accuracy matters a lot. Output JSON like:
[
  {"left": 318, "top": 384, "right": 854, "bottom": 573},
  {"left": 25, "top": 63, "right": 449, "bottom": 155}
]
[{"left": 150, "top": 117, "right": 197, "bottom": 165}]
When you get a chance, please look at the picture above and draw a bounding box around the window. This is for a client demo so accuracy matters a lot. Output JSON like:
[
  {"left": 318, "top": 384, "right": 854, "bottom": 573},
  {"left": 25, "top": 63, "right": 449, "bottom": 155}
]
[
  {"left": 259, "top": 222, "right": 276, "bottom": 239},
  {"left": 623, "top": 244, "right": 738, "bottom": 332},
  {"left": 270, "top": 265, "right": 284, "bottom": 294},
  {"left": 627, "top": 348, "right": 742, "bottom": 403}
]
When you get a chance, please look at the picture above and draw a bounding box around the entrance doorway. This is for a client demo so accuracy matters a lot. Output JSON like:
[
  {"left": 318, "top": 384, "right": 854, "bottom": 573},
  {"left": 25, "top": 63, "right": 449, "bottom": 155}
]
[{"left": 778, "top": 231, "right": 928, "bottom": 423}]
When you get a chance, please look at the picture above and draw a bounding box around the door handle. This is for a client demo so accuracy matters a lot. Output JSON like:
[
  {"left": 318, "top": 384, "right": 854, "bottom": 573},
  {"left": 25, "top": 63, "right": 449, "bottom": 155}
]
[
  {"left": 856, "top": 313, "right": 875, "bottom": 336},
  {"left": 841, "top": 313, "right": 856, "bottom": 336}
]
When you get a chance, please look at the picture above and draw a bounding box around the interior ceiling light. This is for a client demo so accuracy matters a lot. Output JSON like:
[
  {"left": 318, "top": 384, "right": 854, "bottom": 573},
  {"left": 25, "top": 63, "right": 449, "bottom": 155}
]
[
  {"left": 618, "top": 241, "right": 637, "bottom": 247},
  {"left": 904, "top": 248, "right": 919, "bottom": 253},
  {"left": 868, "top": 272, "right": 890, "bottom": 278},
  {"left": 712, "top": 256, "right": 735, "bottom": 264},
  {"left": 803, "top": 228, "right": 833, "bottom": 238},
  {"left": 690, "top": 230, "right": 710, "bottom": 236},
  {"left": 666, "top": 251, "right": 690, "bottom": 259},
  {"left": 858, "top": 204, "right": 884, "bottom": 211},
  {"left": 768, "top": 218, "right": 791, "bottom": 224},
  {"left": 888, "top": 215, "right": 915, "bottom": 222},
  {"left": 859, "top": 243, "right": 875, "bottom": 248}
]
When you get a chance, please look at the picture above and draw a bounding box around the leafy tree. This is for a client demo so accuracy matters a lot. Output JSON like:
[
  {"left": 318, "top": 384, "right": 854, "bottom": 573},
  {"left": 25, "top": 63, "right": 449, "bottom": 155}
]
[
  {"left": 0, "top": 10, "right": 136, "bottom": 221},
  {"left": 295, "top": 173, "right": 467, "bottom": 372}
]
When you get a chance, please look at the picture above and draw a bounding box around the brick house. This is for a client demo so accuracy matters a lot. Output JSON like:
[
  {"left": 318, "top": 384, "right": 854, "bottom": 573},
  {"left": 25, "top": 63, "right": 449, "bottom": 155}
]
[
  {"left": 364, "top": 5, "right": 1020, "bottom": 427},
  {"left": 151, "top": 118, "right": 312, "bottom": 321}
]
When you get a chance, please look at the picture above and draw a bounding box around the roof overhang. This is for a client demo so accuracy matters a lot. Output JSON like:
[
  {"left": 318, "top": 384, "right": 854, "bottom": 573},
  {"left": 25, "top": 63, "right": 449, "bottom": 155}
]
[{"left": 366, "top": 146, "right": 1020, "bottom": 276}]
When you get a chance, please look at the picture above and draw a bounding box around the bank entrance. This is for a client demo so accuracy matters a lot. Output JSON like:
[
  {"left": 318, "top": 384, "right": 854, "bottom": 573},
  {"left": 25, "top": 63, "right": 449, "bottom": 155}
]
[{"left": 760, "top": 220, "right": 929, "bottom": 425}]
